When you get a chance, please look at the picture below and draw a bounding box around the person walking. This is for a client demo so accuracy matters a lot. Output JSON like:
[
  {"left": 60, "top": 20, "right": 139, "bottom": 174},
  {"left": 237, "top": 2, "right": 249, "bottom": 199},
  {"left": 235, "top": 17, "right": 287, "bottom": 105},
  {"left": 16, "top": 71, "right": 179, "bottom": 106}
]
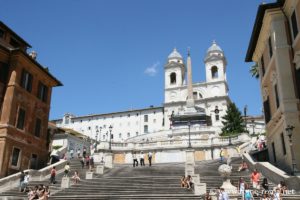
[
  {"left": 85, "top": 156, "right": 90, "bottom": 169},
  {"left": 77, "top": 148, "right": 81, "bottom": 158},
  {"left": 244, "top": 184, "right": 253, "bottom": 200},
  {"left": 19, "top": 171, "right": 25, "bottom": 192},
  {"left": 238, "top": 177, "right": 245, "bottom": 195},
  {"left": 50, "top": 166, "right": 56, "bottom": 184},
  {"left": 83, "top": 147, "right": 87, "bottom": 158},
  {"left": 90, "top": 155, "right": 94, "bottom": 169},
  {"left": 220, "top": 188, "right": 229, "bottom": 200},
  {"left": 220, "top": 148, "right": 225, "bottom": 163},
  {"left": 70, "top": 149, "right": 74, "bottom": 159},
  {"left": 148, "top": 151, "right": 152, "bottom": 167},
  {"left": 140, "top": 151, "right": 145, "bottom": 166},
  {"left": 133, "top": 152, "right": 138, "bottom": 167},
  {"left": 23, "top": 172, "right": 30, "bottom": 192},
  {"left": 80, "top": 157, "right": 85, "bottom": 169},
  {"left": 262, "top": 177, "right": 269, "bottom": 191},
  {"left": 250, "top": 169, "right": 261, "bottom": 190},
  {"left": 64, "top": 162, "right": 70, "bottom": 177}
]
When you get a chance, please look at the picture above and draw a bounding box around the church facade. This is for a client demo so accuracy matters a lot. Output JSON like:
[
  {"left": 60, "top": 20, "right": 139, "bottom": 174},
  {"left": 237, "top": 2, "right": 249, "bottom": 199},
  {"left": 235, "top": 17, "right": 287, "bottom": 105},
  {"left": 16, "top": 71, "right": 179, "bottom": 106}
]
[{"left": 53, "top": 42, "right": 230, "bottom": 144}]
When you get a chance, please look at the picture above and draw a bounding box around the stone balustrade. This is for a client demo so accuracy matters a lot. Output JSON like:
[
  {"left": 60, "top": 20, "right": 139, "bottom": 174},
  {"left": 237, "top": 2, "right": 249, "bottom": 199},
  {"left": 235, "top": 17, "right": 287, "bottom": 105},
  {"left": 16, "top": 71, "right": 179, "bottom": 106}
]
[
  {"left": 243, "top": 152, "right": 300, "bottom": 191},
  {"left": 97, "top": 133, "right": 250, "bottom": 152},
  {"left": 0, "top": 159, "right": 67, "bottom": 193}
]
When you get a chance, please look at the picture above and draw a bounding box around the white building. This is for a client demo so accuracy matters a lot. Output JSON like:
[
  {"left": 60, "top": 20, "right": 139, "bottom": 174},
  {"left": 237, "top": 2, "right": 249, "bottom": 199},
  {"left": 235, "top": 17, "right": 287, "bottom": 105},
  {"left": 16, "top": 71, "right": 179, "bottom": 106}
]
[{"left": 53, "top": 42, "right": 243, "bottom": 143}]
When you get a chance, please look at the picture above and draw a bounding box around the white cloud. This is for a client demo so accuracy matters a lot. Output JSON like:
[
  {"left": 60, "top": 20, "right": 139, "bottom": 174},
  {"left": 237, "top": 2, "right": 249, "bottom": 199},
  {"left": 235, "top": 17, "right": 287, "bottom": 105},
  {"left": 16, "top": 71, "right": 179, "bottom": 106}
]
[{"left": 144, "top": 61, "right": 160, "bottom": 76}]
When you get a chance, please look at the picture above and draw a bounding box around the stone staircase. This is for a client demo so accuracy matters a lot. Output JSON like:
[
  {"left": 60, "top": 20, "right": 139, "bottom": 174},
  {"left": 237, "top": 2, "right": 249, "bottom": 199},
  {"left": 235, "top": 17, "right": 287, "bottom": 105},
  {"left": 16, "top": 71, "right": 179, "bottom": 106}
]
[
  {"left": 0, "top": 158, "right": 299, "bottom": 199},
  {"left": 51, "top": 162, "right": 198, "bottom": 200},
  {"left": 0, "top": 158, "right": 88, "bottom": 200}
]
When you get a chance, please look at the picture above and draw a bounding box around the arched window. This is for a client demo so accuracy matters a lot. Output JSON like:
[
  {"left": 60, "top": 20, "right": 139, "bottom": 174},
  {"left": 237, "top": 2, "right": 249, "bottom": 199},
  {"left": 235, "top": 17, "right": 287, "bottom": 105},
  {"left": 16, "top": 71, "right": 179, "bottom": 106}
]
[
  {"left": 193, "top": 92, "right": 198, "bottom": 99},
  {"left": 214, "top": 106, "right": 220, "bottom": 121},
  {"left": 211, "top": 66, "right": 218, "bottom": 79},
  {"left": 170, "top": 72, "right": 176, "bottom": 84}
]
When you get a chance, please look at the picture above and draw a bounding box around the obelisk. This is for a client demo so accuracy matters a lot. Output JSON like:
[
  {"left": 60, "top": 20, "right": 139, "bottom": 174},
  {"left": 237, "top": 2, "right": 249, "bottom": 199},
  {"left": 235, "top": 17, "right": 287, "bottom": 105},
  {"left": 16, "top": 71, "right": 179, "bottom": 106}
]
[{"left": 185, "top": 48, "right": 197, "bottom": 113}]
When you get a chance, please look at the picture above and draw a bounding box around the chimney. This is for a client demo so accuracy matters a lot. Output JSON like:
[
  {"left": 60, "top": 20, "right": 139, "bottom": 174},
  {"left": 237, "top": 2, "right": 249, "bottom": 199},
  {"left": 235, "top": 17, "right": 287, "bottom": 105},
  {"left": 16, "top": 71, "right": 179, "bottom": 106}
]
[{"left": 29, "top": 51, "right": 37, "bottom": 60}]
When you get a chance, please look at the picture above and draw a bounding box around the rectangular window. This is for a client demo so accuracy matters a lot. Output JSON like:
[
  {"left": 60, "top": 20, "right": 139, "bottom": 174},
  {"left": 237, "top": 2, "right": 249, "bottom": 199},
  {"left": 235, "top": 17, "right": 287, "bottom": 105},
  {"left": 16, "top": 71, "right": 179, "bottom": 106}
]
[
  {"left": 263, "top": 97, "right": 271, "bottom": 124},
  {"left": 296, "top": 68, "right": 300, "bottom": 99},
  {"left": 0, "top": 63, "right": 9, "bottom": 84},
  {"left": 291, "top": 11, "right": 299, "bottom": 39},
  {"left": 34, "top": 118, "right": 42, "bottom": 137},
  {"left": 272, "top": 142, "right": 277, "bottom": 163},
  {"left": 37, "top": 82, "right": 48, "bottom": 102},
  {"left": 280, "top": 133, "right": 286, "bottom": 155},
  {"left": 11, "top": 147, "right": 21, "bottom": 167},
  {"left": 20, "top": 69, "right": 33, "bottom": 92},
  {"left": 274, "top": 84, "right": 280, "bottom": 109},
  {"left": 16, "top": 108, "right": 26, "bottom": 130},
  {"left": 144, "top": 125, "right": 148, "bottom": 133},
  {"left": 9, "top": 38, "right": 19, "bottom": 48},
  {"left": 268, "top": 37, "right": 273, "bottom": 58},
  {"left": 0, "top": 29, "right": 4, "bottom": 38},
  {"left": 261, "top": 56, "right": 265, "bottom": 77},
  {"left": 144, "top": 115, "right": 148, "bottom": 122},
  {"left": 215, "top": 114, "right": 219, "bottom": 121},
  {"left": 30, "top": 154, "right": 38, "bottom": 169}
]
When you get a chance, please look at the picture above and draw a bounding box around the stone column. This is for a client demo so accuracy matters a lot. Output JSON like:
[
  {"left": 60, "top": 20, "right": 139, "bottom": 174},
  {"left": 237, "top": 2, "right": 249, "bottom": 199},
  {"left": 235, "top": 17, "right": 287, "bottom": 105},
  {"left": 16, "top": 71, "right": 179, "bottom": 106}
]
[
  {"left": 61, "top": 177, "right": 70, "bottom": 188},
  {"left": 105, "top": 152, "right": 114, "bottom": 169},
  {"left": 96, "top": 164, "right": 104, "bottom": 174},
  {"left": 185, "top": 149, "right": 195, "bottom": 176},
  {"left": 194, "top": 183, "right": 206, "bottom": 195},
  {"left": 86, "top": 171, "right": 93, "bottom": 179}
]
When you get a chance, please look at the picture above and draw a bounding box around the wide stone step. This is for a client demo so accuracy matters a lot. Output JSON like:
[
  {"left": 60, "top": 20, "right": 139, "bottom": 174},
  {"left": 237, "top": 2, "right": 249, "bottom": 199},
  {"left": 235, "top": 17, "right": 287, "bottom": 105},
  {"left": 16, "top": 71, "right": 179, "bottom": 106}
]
[{"left": 50, "top": 194, "right": 201, "bottom": 200}]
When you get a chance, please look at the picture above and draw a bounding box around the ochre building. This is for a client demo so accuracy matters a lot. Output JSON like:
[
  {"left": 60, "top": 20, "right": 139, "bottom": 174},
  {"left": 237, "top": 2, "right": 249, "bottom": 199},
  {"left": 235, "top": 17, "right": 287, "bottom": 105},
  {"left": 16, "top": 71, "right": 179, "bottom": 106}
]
[
  {"left": 0, "top": 21, "right": 62, "bottom": 177},
  {"left": 246, "top": 0, "right": 300, "bottom": 174}
]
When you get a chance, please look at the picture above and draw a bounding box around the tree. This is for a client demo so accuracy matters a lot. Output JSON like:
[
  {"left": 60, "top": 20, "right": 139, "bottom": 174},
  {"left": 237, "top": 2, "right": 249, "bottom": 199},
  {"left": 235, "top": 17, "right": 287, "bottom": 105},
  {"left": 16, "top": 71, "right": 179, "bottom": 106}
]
[
  {"left": 250, "top": 62, "right": 259, "bottom": 79},
  {"left": 221, "top": 102, "right": 246, "bottom": 136}
]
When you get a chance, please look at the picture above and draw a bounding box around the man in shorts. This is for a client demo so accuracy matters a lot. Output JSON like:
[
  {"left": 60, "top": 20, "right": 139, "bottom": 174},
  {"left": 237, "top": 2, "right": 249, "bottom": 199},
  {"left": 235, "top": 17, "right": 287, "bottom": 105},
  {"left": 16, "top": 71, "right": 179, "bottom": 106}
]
[{"left": 251, "top": 169, "right": 261, "bottom": 189}]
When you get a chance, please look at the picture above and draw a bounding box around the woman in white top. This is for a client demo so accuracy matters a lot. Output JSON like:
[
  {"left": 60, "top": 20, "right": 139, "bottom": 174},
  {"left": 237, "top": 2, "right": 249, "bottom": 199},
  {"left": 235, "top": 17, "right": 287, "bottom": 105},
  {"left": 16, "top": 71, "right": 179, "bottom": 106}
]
[{"left": 238, "top": 177, "right": 245, "bottom": 194}]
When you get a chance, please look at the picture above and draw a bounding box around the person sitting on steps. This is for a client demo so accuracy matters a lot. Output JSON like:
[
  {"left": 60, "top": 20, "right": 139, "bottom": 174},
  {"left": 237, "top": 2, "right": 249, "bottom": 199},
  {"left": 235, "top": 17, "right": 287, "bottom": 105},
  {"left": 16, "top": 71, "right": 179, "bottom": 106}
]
[
  {"left": 238, "top": 161, "right": 248, "bottom": 172},
  {"left": 72, "top": 170, "right": 81, "bottom": 184},
  {"left": 186, "top": 175, "right": 193, "bottom": 190},
  {"left": 180, "top": 176, "right": 186, "bottom": 188}
]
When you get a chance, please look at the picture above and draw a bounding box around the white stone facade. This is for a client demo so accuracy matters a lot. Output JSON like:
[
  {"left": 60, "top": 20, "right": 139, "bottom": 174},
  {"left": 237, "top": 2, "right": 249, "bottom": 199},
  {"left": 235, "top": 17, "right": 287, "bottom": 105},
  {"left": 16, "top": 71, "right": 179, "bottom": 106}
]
[{"left": 53, "top": 42, "right": 239, "bottom": 142}]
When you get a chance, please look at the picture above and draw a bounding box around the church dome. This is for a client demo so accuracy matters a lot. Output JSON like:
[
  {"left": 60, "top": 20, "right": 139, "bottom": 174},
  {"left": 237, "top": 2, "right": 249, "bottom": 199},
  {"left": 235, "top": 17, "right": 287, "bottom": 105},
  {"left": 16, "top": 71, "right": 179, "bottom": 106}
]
[
  {"left": 168, "top": 48, "right": 183, "bottom": 59},
  {"left": 207, "top": 40, "right": 223, "bottom": 53}
]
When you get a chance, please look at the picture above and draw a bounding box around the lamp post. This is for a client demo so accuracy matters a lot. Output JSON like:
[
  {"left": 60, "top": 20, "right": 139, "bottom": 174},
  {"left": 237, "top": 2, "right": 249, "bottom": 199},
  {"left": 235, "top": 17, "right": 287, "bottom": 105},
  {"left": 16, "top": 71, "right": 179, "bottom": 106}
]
[
  {"left": 99, "top": 126, "right": 102, "bottom": 143},
  {"left": 244, "top": 105, "right": 248, "bottom": 132},
  {"left": 187, "top": 121, "right": 192, "bottom": 148},
  {"left": 109, "top": 125, "right": 113, "bottom": 151},
  {"left": 251, "top": 119, "right": 255, "bottom": 135},
  {"left": 95, "top": 129, "right": 99, "bottom": 150},
  {"left": 285, "top": 125, "right": 298, "bottom": 175}
]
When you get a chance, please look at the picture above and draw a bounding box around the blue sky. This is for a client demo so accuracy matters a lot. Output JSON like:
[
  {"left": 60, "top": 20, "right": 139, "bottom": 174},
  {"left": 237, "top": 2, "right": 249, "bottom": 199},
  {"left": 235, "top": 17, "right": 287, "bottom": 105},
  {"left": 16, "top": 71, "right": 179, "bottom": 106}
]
[{"left": 1, "top": 0, "right": 272, "bottom": 119}]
